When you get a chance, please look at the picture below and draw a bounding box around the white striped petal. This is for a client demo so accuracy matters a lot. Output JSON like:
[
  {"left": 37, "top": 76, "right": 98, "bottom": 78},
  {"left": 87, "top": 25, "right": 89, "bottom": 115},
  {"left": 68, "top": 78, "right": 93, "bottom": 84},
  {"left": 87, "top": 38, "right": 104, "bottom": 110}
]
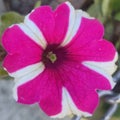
[
  {"left": 51, "top": 88, "right": 72, "bottom": 118},
  {"left": 83, "top": 52, "right": 118, "bottom": 76},
  {"left": 12, "top": 62, "right": 45, "bottom": 101},
  {"left": 82, "top": 53, "right": 118, "bottom": 89},
  {"left": 61, "top": 4, "right": 93, "bottom": 47},
  {"left": 17, "top": 23, "right": 46, "bottom": 49},
  {"left": 24, "top": 14, "right": 47, "bottom": 49},
  {"left": 51, "top": 88, "right": 91, "bottom": 118},
  {"left": 10, "top": 62, "right": 44, "bottom": 79},
  {"left": 60, "top": 2, "right": 75, "bottom": 47},
  {"left": 77, "top": 10, "right": 94, "bottom": 19},
  {"left": 82, "top": 63, "right": 115, "bottom": 88}
]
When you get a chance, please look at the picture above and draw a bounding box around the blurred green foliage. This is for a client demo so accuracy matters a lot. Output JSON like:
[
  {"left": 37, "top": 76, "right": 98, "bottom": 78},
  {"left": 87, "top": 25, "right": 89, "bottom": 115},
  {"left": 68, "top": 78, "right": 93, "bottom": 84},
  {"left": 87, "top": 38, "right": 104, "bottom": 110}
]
[
  {"left": 0, "top": 12, "right": 24, "bottom": 37},
  {"left": 0, "top": 66, "right": 7, "bottom": 77},
  {"left": 110, "top": 0, "right": 120, "bottom": 13},
  {"left": 34, "top": 0, "right": 41, "bottom": 8},
  {"left": 87, "top": 0, "right": 120, "bottom": 22},
  {"left": 114, "top": 13, "right": 120, "bottom": 21}
]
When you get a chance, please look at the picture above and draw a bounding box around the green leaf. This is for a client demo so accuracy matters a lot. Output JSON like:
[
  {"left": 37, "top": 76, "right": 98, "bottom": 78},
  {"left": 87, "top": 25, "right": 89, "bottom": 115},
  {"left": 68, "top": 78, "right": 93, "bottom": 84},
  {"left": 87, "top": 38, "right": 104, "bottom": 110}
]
[
  {"left": 0, "top": 12, "right": 24, "bottom": 37},
  {"left": 115, "top": 39, "right": 120, "bottom": 50},
  {"left": 104, "top": 22, "right": 114, "bottom": 40},
  {"left": 102, "top": 0, "right": 111, "bottom": 17},
  {"left": 114, "top": 12, "right": 120, "bottom": 21},
  {"left": 34, "top": 0, "right": 41, "bottom": 8},
  {"left": 87, "top": 0, "right": 105, "bottom": 23},
  {"left": 110, "top": 0, "right": 120, "bottom": 13},
  {"left": 87, "top": 0, "right": 101, "bottom": 18},
  {"left": 0, "top": 62, "right": 8, "bottom": 78},
  {"left": 0, "top": 67, "right": 8, "bottom": 77}
]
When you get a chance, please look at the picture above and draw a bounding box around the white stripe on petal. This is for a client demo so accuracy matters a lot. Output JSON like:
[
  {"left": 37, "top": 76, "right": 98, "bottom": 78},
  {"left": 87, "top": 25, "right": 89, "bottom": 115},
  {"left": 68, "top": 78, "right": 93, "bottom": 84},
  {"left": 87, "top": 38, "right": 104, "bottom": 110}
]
[
  {"left": 24, "top": 15, "right": 47, "bottom": 49},
  {"left": 82, "top": 63, "right": 115, "bottom": 88},
  {"left": 83, "top": 52, "right": 118, "bottom": 76},
  {"left": 12, "top": 62, "right": 45, "bottom": 101},
  {"left": 76, "top": 10, "right": 94, "bottom": 19},
  {"left": 61, "top": 4, "right": 93, "bottom": 47},
  {"left": 51, "top": 88, "right": 91, "bottom": 118},
  {"left": 10, "top": 62, "right": 44, "bottom": 79},
  {"left": 82, "top": 53, "right": 118, "bottom": 88},
  {"left": 17, "top": 23, "right": 46, "bottom": 49},
  {"left": 60, "top": 2, "right": 75, "bottom": 47},
  {"left": 84, "top": 52, "right": 118, "bottom": 75},
  {"left": 51, "top": 88, "right": 72, "bottom": 118}
]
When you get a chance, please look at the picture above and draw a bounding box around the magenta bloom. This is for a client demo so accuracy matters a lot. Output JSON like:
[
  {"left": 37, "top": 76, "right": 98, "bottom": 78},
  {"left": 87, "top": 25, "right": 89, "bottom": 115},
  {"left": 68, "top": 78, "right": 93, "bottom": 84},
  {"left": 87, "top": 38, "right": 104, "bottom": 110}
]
[{"left": 2, "top": 2, "right": 118, "bottom": 118}]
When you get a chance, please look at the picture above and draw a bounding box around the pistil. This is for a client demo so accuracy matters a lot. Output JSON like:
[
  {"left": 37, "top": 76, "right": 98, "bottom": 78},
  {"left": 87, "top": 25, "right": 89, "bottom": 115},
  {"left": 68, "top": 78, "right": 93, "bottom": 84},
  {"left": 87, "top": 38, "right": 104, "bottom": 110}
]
[{"left": 46, "top": 51, "right": 57, "bottom": 63}]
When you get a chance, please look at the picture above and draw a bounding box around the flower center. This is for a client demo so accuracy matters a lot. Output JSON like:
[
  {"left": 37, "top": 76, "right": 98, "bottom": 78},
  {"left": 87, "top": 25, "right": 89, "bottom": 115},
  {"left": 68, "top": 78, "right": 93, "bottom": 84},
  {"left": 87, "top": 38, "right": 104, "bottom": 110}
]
[
  {"left": 42, "top": 44, "right": 67, "bottom": 68},
  {"left": 46, "top": 51, "right": 57, "bottom": 63}
]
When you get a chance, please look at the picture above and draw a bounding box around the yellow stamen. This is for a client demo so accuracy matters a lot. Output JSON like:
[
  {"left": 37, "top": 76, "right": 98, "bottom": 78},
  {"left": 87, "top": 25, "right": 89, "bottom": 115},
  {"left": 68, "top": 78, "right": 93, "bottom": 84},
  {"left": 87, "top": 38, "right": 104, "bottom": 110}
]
[{"left": 47, "top": 51, "right": 57, "bottom": 63}]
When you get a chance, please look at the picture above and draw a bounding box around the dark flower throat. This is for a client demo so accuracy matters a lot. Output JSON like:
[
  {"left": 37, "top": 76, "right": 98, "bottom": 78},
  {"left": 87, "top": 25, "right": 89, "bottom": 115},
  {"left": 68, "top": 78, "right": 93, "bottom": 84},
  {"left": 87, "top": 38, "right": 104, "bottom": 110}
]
[{"left": 42, "top": 44, "right": 67, "bottom": 68}]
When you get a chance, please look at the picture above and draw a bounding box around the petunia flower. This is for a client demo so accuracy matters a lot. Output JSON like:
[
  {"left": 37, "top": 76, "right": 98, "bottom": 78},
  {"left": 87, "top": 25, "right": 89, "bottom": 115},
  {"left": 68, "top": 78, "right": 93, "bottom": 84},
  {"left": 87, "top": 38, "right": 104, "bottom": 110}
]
[{"left": 2, "top": 1, "right": 118, "bottom": 118}]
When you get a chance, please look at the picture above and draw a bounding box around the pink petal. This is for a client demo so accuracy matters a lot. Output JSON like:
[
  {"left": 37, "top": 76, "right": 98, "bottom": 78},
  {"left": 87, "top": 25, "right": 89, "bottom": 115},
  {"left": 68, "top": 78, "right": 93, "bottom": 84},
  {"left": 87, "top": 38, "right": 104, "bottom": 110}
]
[
  {"left": 17, "top": 77, "right": 41, "bottom": 104},
  {"left": 2, "top": 25, "right": 43, "bottom": 73},
  {"left": 29, "top": 3, "right": 71, "bottom": 45},
  {"left": 65, "top": 17, "right": 104, "bottom": 50},
  {"left": 17, "top": 69, "right": 62, "bottom": 116},
  {"left": 66, "top": 39, "right": 116, "bottom": 62},
  {"left": 61, "top": 9, "right": 94, "bottom": 47},
  {"left": 58, "top": 62, "right": 111, "bottom": 113},
  {"left": 29, "top": 6, "right": 55, "bottom": 44},
  {"left": 52, "top": 2, "right": 70, "bottom": 44}
]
